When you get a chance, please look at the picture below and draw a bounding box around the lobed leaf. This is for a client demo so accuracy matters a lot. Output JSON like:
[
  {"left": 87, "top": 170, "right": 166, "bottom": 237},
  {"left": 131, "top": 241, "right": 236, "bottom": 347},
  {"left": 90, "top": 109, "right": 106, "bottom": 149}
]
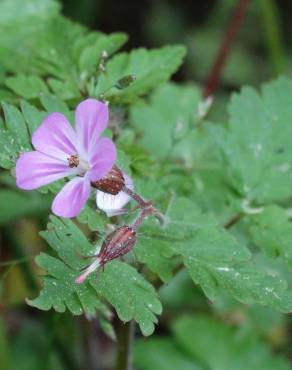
[
  {"left": 130, "top": 82, "right": 201, "bottom": 158},
  {"left": 140, "top": 197, "right": 292, "bottom": 311},
  {"left": 94, "top": 46, "right": 187, "bottom": 102},
  {"left": 209, "top": 76, "right": 292, "bottom": 204},
  {"left": 28, "top": 216, "right": 162, "bottom": 335}
]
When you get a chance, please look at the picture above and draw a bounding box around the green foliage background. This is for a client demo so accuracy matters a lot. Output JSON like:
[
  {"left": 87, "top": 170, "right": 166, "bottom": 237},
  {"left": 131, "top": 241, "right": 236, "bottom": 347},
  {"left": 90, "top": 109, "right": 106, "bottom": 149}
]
[{"left": 1, "top": 0, "right": 292, "bottom": 369}]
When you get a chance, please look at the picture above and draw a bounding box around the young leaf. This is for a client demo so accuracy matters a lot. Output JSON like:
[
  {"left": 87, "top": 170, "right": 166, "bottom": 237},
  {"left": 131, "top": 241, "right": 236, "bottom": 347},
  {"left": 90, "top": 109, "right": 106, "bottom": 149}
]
[
  {"left": 28, "top": 216, "right": 162, "bottom": 336},
  {"left": 94, "top": 46, "right": 186, "bottom": 102}
]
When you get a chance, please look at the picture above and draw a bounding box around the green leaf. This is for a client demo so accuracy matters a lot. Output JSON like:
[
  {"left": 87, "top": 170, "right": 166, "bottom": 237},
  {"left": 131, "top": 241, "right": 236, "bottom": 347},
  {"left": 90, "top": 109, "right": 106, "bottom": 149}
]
[
  {"left": 20, "top": 101, "right": 47, "bottom": 135},
  {"left": 40, "top": 93, "right": 70, "bottom": 117},
  {"left": 141, "top": 197, "right": 292, "bottom": 311},
  {"left": 95, "top": 46, "right": 186, "bottom": 102},
  {"left": 209, "top": 76, "right": 292, "bottom": 204},
  {"left": 130, "top": 82, "right": 201, "bottom": 158},
  {"left": 93, "top": 261, "right": 162, "bottom": 336},
  {"left": 0, "top": 4, "right": 127, "bottom": 100},
  {"left": 28, "top": 216, "right": 162, "bottom": 336},
  {"left": 77, "top": 205, "right": 107, "bottom": 233},
  {"left": 134, "top": 338, "right": 202, "bottom": 370},
  {"left": 0, "top": 0, "right": 59, "bottom": 23},
  {"left": 159, "top": 269, "right": 205, "bottom": 310},
  {"left": 2, "top": 102, "right": 30, "bottom": 149},
  {"left": 0, "top": 1, "right": 61, "bottom": 74},
  {"left": 172, "top": 315, "right": 292, "bottom": 370},
  {"left": 0, "top": 97, "right": 68, "bottom": 170},
  {"left": 249, "top": 206, "right": 292, "bottom": 267},
  {"left": 132, "top": 181, "right": 176, "bottom": 282},
  {"left": 0, "top": 102, "right": 31, "bottom": 168},
  {"left": 135, "top": 237, "right": 175, "bottom": 282},
  {"left": 28, "top": 253, "right": 104, "bottom": 316},
  {"left": 78, "top": 32, "right": 128, "bottom": 74},
  {"left": 5, "top": 74, "right": 49, "bottom": 99}
]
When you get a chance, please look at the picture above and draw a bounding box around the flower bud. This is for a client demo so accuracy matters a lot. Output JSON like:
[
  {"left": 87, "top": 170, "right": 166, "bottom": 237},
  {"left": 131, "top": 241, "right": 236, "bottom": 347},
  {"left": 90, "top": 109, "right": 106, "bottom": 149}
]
[
  {"left": 115, "top": 75, "right": 136, "bottom": 90},
  {"left": 91, "top": 165, "right": 125, "bottom": 195},
  {"left": 99, "top": 225, "right": 136, "bottom": 265}
]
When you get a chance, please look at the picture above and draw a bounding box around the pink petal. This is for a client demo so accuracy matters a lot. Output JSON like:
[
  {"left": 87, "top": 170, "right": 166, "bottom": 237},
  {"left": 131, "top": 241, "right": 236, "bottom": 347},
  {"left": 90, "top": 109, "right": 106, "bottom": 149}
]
[
  {"left": 75, "top": 99, "right": 109, "bottom": 158},
  {"left": 52, "top": 177, "right": 91, "bottom": 218},
  {"left": 96, "top": 173, "right": 133, "bottom": 216},
  {"left": 16, "top": 151, "right": 74, "bottom": 190},
  {"left": 32, "top": 113, "right": 78, "bottom": 161},
  {"left": 89, "top": 138, "right": 116, "bottom": 181}
]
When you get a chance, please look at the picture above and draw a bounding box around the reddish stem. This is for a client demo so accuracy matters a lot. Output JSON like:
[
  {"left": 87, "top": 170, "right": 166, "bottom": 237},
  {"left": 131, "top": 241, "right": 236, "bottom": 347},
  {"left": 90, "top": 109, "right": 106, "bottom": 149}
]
[
  {"left": 203, "top": 0, "right": 250, "bottom": 97},
  {"left": 123, "top": 186, "right": 165, "bottom": 225}
]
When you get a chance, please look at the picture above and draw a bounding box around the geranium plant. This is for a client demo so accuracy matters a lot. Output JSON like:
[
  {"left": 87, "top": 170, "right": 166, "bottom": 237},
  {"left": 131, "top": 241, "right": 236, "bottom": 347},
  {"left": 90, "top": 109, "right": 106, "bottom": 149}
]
[{"left": 2, "top": 1, "right": 292, "bottom": 370}]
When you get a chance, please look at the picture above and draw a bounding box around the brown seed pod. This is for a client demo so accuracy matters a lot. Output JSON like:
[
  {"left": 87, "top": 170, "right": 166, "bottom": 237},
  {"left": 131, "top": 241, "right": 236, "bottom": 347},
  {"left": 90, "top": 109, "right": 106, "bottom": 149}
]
[
  {"left": 98, "top": 225, "right": 136, "bottom": 266},
  {"left": 91, "top": 165, "right": 125, "bottom": 195}
]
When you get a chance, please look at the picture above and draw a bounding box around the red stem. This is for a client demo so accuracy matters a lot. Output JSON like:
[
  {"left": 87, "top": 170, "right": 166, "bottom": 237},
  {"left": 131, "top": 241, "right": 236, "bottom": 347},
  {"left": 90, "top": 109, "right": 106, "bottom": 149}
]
[{"left": 203, "top": 0, "right": 250, "bottom": 97}]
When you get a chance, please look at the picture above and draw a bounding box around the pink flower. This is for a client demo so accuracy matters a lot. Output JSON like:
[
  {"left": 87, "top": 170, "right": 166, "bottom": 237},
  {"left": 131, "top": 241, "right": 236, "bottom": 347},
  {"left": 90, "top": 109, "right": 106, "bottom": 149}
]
[{"left": 16, "top": 99, "right": 117, "bottom": 218}]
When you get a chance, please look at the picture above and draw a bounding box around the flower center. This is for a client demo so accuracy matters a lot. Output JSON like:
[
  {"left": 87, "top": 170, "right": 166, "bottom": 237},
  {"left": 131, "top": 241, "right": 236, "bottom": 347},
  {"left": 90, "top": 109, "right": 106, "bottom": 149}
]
[
  {"left": 67, "top": 154, "right": 90, "bottom": 174},
  {"left": 67, "top": 154, "right": 79, "bottom": 168}
]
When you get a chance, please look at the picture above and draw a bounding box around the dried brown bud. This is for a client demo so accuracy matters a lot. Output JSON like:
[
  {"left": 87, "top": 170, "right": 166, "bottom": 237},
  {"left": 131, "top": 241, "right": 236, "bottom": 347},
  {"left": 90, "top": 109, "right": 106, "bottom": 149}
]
[
  {"left": 91, "top": 165, "right": 125, "bottom": 195},
  {"left": 98, "top": 225, "right": 136, "bottom": 266}
]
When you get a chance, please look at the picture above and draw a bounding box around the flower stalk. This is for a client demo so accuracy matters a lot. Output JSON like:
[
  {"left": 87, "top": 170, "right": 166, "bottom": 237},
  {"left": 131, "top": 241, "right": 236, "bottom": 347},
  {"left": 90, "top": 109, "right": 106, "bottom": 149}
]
[
  {"left": 122, "top": 186, "right": 165, "bottom": 225},
  {"left": 115, "top": 320, "right": 135, "bottom": 370},
  {"left": 76, "top": 186, "right": 164, "bottom": 283},
  {"left": 203, "top": 0, "right": 250, "bottom": 97}
]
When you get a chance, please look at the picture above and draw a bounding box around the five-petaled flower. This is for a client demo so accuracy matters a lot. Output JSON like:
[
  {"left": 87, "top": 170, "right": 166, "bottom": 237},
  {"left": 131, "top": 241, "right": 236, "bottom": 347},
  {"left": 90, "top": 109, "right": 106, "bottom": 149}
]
[{"left": 16, "top": 99, "right": 132, "bottom": 218}]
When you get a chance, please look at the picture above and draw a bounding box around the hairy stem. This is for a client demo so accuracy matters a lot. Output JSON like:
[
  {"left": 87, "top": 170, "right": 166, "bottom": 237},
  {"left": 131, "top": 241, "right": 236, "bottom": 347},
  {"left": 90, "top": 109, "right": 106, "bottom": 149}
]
[
  {"left": 115, "top": 320, "right": 135, "bottom": 370},
  {"left": 204, "top": 0, "right": 250, "bottom": 97},
  {"left": 131, "top": 207, "right": 155, "bottom": 231},
  {"left": 123, "top": 186, "right": 165, "bottom": 225},
  {"left": 122, "top": 186, "right": 149, "bottom": 208}
]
